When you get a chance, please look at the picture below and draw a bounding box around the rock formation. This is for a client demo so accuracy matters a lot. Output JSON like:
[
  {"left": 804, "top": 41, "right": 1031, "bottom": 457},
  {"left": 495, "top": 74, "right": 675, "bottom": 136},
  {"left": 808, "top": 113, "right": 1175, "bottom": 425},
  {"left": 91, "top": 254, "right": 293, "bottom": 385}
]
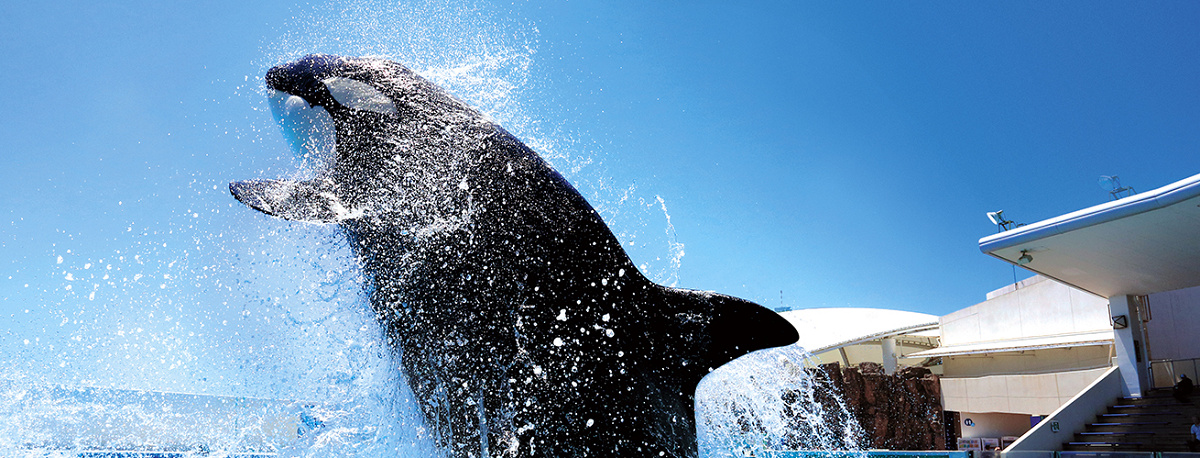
[{"left": 810, "top": 362, "right": 946, "bottom": 450}]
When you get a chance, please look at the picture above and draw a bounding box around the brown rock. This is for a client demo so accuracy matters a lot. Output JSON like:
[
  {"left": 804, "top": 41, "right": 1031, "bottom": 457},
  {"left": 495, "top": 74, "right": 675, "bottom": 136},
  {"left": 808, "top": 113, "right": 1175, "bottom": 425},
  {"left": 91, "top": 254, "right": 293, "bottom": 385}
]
[
  {"left": 806, "top": 363, "right": 946, "bottom": 450},
  {"left": 859, "top": 362, "right": 885, "bottom": 375},
  {"left": 897, "top": 366, "right": 932, "bottom": 379}
]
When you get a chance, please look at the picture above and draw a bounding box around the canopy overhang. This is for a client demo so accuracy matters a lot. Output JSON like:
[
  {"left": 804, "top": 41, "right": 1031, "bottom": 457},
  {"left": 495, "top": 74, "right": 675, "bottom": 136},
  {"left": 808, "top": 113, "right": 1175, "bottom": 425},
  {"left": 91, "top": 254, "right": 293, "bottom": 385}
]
[
  {"left": 903, "top": 330, "right": 1113, "bottom": 358},
  {"left": 979, "top": 173, "right": 1200, "bottom": 298}
]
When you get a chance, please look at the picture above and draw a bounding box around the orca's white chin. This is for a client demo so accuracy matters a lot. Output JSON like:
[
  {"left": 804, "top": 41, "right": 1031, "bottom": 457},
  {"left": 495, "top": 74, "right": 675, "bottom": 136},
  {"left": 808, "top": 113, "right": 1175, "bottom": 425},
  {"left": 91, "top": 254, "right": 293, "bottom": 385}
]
[{"left": 268, "top": 90, "right": 337, "bottom": 178}]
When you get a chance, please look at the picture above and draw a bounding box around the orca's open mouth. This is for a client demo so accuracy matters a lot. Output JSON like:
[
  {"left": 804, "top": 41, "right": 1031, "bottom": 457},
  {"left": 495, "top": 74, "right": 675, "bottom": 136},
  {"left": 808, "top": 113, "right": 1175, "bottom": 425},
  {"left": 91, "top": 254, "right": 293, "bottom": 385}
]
[{"left": 268, "top": 90, "right": 337, "bottom": 177}]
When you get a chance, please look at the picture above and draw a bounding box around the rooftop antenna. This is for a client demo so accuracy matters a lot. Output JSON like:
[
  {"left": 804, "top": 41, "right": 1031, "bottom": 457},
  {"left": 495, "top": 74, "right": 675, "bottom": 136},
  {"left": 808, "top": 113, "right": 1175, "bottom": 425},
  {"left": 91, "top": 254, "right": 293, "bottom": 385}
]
[
  {"left": 1098, "top": 175, "right": 1135, "bottom": 200},
  {"left": 773, "top": 290, "right": 789, "bottom": 313},
  {"left": 987, "top": 210, "right": 1025, "bottom": 288}
]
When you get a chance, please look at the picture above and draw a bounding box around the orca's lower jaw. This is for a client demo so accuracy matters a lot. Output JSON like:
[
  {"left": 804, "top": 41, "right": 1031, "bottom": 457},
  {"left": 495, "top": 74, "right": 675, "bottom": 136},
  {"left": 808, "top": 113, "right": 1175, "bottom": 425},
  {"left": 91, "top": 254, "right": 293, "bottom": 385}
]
[
  {"left": 226, "top": 89, "right": 351, "bottom": 224},
  {"left": 268, "top": 89, "right": 338, "bottom": 179}
]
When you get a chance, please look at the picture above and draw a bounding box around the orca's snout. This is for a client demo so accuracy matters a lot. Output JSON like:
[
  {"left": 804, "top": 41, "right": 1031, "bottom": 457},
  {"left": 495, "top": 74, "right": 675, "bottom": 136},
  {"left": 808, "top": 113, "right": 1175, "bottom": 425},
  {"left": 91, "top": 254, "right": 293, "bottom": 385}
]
[{"left": 265, "top": 54, "right": 344, "bottom": 108}]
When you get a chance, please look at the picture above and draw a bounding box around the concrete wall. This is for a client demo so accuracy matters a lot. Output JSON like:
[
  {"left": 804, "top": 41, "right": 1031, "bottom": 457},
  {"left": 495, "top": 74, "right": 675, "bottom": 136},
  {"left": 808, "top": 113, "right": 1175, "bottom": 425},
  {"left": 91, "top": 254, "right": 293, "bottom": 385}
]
[
  {"left": 940, "top": 276, "right": 1113, "bottom": 400},
  {"left": 1005, "top": 366, "right": 1123, "bottom": 453},
  {"left": 941, "top": 276, "right": 1110, "bottom": 347},
  {"left": 941, "top": 367, "right": 1110, "bottom": 416},
  {"left": 959, "top": 412, "right": 1032, "bottom": 440},
  {"left": 1109, "top": 295, "right": 1150, "bottom": 397},
  {"left": 1147, "top": 284, "right": 1200, "bottom": 361}
]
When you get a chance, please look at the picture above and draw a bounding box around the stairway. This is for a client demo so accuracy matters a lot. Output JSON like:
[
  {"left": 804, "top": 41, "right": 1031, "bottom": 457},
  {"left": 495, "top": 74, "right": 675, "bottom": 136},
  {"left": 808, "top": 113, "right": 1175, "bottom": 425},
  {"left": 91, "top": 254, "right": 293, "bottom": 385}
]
[{"left": 1064, "top": 389, "right": 1200, "bottom": 452}]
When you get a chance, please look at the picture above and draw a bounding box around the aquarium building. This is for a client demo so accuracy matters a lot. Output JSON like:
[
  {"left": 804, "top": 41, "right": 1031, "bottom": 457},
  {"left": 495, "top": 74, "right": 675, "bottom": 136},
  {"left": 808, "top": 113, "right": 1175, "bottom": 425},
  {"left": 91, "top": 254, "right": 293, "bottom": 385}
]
[
  {"left": 972, "top": 172, "right": 1200, "bottom": 452},
  {"left": 784, "top": 172, "right": 1200, "bottom": 452}
]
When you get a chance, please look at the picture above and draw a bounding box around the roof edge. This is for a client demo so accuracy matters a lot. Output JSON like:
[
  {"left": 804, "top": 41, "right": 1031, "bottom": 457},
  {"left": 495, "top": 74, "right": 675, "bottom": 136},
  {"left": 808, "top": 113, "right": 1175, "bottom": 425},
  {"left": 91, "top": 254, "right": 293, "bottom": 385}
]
[
  {"left": 807, "top": 321, "right": 939, "bottom": 355},
  {"left": 978, "top": 173, "right": 1200, "bottom": 254}
]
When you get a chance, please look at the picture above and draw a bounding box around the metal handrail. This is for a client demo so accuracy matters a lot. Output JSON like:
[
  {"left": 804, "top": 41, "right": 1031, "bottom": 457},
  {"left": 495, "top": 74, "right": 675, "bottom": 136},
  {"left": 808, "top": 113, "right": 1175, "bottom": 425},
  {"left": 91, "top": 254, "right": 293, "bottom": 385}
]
[{"left": 1148, "top": 357, "right": 1200, "bottom": 389}]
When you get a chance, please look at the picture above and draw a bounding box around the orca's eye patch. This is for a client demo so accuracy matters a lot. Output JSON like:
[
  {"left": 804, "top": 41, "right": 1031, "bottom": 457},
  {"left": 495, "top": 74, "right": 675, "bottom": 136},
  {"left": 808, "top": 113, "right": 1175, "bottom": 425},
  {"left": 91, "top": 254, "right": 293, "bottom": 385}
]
[{"left": 321, "top": 77, "right": 398, "bottom": 116}]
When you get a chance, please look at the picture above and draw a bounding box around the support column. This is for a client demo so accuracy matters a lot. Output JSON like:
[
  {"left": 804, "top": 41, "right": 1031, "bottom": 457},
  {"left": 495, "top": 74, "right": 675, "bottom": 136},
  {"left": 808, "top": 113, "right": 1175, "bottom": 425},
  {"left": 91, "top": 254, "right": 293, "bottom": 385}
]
[
  {"left": 1109, "top": 295, "right": 1149, "bottom": 397},
  {"left": 882, "top": 337, "right": 898, "bottom": 375}
]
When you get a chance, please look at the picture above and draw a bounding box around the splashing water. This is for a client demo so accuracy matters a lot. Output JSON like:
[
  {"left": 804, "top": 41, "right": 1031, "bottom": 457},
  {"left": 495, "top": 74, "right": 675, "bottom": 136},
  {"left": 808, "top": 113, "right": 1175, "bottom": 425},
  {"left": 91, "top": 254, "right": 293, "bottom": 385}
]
[
  {"left": 262, "top": 0, "right": 544, "bottom": 162},
  {"left": 696, "top": 346, "right": 866, "bottom": 458}
]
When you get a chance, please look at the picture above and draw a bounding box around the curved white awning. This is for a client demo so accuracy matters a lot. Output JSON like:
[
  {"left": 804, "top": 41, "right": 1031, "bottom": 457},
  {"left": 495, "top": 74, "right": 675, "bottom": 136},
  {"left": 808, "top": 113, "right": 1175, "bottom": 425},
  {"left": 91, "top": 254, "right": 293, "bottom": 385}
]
[{"left": 779, "top": 308, "right": 939, "bottom": 354}]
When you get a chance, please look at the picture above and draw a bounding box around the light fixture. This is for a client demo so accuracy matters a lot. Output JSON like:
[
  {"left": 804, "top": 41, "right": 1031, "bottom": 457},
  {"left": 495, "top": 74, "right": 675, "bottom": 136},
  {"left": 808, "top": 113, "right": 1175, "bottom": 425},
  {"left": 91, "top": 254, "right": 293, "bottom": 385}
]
[
  {"left": 1111, "top": 315, "right": 1129, "bottom": 329},
  {"left": 1016, "top": 250, "right": 1033, "bottom": 266}
]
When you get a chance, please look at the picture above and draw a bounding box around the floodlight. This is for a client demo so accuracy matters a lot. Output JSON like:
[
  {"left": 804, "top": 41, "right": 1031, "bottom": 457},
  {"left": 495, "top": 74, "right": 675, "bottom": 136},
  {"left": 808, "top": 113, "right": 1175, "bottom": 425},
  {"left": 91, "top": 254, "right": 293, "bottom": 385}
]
[
  {"left": 1016, "top": 250, "right": 1033, "bottom": 266},
  {"left": 1098, "top": 175, "right": 1119, "bottom": 192},
  {"left": 987, "top": 211, "right": 1003, "bottom": 226},
  {"left": 986, "top": 210, "right": 1017, "bottom": 232},
  {"left": 1098, "top": 175, "right": 1135, "bottom": 200}
]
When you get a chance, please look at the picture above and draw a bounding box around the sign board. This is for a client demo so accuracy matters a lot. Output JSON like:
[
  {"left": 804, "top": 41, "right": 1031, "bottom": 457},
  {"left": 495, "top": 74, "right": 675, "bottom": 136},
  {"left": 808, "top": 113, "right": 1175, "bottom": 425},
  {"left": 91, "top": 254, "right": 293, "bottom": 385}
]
[{"left": 957, "top": 438, "right": 983, "bottom": 451}]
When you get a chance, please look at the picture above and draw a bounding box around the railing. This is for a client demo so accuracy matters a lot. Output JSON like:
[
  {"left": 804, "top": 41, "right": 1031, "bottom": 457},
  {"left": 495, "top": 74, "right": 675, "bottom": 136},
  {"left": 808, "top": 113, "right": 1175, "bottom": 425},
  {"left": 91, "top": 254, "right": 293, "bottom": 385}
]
[
  {"left": 1059, "top": 454, "right": 1200, "bottom": 458},
  {"left": 1149, "top": 358, "right": 1200, "bottom": 389},
  {"left": 757, "top": 452, "right": 1200, "bottom": 458}
]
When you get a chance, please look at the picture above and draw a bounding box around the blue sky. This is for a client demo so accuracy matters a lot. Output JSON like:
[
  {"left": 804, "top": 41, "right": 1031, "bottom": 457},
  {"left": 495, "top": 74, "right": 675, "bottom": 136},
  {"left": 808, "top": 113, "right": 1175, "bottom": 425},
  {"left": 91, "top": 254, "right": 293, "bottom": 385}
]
[{"left": 2, "top": 1, "right": 1199, "bottom": 394}]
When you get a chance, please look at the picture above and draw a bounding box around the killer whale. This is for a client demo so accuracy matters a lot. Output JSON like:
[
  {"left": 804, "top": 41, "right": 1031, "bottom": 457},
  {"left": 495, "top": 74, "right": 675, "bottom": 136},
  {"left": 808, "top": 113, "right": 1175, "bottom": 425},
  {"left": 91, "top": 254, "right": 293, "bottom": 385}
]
[{"left": 230, "top": 54, "right": 798, "bottom": 457}]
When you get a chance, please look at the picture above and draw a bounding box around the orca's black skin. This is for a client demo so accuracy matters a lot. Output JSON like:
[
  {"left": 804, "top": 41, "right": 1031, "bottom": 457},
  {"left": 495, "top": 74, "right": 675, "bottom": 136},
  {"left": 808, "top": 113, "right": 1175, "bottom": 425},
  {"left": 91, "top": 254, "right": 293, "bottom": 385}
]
[{"left": 231, "top": 55, "right": 798, "bottom": 457}]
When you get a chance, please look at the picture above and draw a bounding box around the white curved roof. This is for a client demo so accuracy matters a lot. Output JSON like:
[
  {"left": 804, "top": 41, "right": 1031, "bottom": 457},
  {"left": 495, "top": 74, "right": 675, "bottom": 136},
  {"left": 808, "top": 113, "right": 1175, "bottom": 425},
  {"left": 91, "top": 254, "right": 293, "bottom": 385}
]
[{"left": 778, "top": 308, "right": 939, "bottom": 354}]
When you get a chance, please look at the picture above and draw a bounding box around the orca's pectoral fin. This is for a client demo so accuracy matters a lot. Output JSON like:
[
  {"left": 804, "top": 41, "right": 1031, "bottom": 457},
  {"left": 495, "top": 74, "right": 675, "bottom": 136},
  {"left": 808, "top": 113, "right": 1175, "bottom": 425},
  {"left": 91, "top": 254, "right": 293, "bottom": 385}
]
[
  {"left": 229, "top": 179, "right": 359, "bottom": 224},
  {"left": 702, "top": 293, "right": 799, "bottom": 366},
  {"left": 666, "top": 289, "right": 799, "bottom": 376}
]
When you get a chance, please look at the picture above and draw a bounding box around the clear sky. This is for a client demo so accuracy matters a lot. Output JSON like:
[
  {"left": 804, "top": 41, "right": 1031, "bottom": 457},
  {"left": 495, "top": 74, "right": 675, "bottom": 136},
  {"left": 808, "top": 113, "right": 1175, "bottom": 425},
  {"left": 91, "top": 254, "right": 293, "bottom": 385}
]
[{"left": 2, "top": 1, "right": 1199, "bottom": 395}]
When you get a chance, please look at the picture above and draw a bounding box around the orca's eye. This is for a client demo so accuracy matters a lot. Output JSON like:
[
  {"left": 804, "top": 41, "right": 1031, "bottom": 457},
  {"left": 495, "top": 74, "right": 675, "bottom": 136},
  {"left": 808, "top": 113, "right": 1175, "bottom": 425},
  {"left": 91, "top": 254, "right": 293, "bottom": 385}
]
[{"left": 321, "top": 77, "right": 398, "bottom": 116}]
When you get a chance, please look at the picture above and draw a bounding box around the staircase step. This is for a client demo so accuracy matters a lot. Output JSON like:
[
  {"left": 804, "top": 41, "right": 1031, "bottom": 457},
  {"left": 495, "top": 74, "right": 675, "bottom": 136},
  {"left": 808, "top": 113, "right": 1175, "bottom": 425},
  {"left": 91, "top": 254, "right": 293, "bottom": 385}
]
[
  {"left": 1124, "top": 389, "right": 1199, "bottom": 400},
  {"left": 1067, "top": 441, "right": 1146, "bottom": 446},
  {"left": 1062, "top": 390, "right": 1200, "bottom": 452},
  {"left": 1113, "top": 403, "right": 1192, "bottom": 409},
  {"left": 1120, "top": 394, "right": 1196, "bottom": 402},
  {"left": 1086, "top": 426, "right": 1178, "bottom": 434},
  {"left": 1090, "top": 422, "right": 1172, "bottom": 426},
  {"left": 1101, "top": 412, "right": 1187, "bottom": 417}
]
